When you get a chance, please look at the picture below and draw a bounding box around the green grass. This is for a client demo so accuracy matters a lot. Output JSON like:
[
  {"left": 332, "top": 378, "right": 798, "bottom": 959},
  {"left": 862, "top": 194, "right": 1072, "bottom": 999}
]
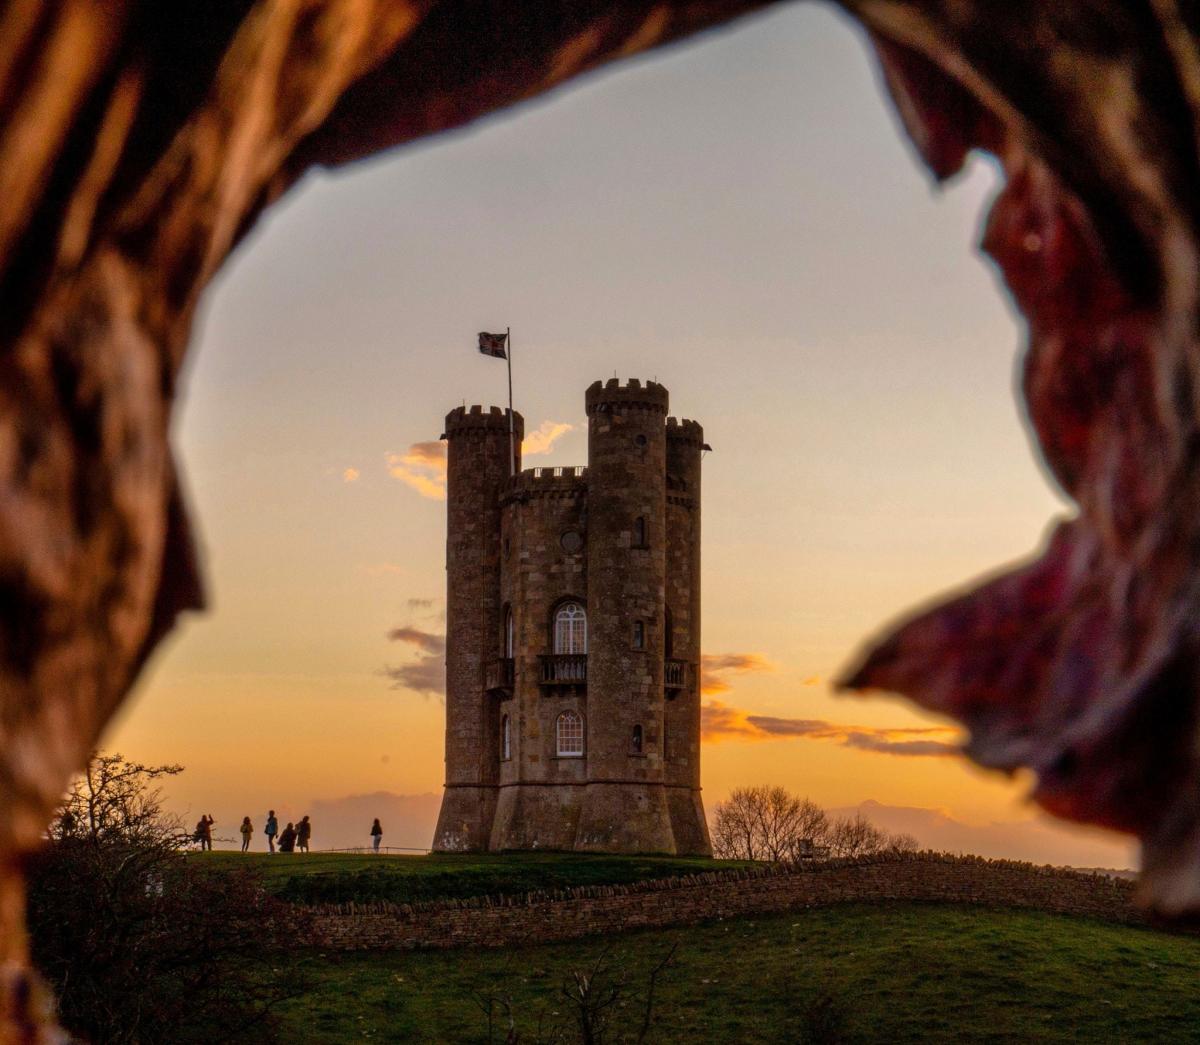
[
  {"left": 250, "top": 903, "right": 1200, "bottom": 1043},
  {"left": 190, "top": 851, "right": 745, "bottom": 905}
]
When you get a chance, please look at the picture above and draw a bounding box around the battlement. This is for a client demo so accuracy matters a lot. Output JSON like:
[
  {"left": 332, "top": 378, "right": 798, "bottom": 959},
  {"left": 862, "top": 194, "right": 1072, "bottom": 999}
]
[
  {"left": 443, "top": 404, "right": 524, "bottom": 438},
  {"left": 585, "top": 378, "right": 669, "bottom": 415},
  {"left": 501, "top": 465, "right": 588, "bottom": 503},
  {"left": 666, "top": 417, "right": 705, "bottom": 445}
]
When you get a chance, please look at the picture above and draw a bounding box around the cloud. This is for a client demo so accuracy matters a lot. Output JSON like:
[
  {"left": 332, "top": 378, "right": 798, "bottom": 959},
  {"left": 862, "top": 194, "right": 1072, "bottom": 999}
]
[
  {"left": 701, "top": 699, "right": 960, "bottom": 757},
  {"left": 342, "top": 467, "right": 360, "bottom": 483},
  {"left": 522, "top": 420, "right": 576, "bottom": 456},
  {"left": 383, "top": 626, "right": 446, "bottom": 696},
  {"left": 406, "top": 598, "right": 435, "bottom": 609},
  {"left": 699, "top": 652, "right": 774, "bottom": 694},
  {"left": 386, "top": 441, "right": 447, "bottom": 500},
  {"left": 387, "top": 626, "right": 445, "bottom": 655}
]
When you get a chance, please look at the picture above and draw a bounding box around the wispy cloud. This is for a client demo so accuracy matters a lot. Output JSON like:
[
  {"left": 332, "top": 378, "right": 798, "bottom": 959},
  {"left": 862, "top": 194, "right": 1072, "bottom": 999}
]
[
  {"left": 699, "top": 652, "right": 774, "bottom": 694},
  {"left": 406, "top": 598, "right": 435, "bottom": 610},
  {"left": 386, "top": 442, "right": 447, "bottom": 500},
  {"left": 343, "top": 467, "right": 360, "bottom": 483},
  {"left": 701, "top": 700, "right": 960, "bottom": 757},
  {"left": 382, "top": 626, "right": 445, "bottom": 696},
  {"left": 386, "top": 626, "right": 445, "bottom": 655},
  {"left": 522, "top": 420, "right": 576, "bottom": 456}
]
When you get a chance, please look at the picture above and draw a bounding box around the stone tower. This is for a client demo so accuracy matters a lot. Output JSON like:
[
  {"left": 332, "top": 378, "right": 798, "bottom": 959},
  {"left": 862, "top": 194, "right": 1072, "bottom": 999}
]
[{"left": 432, "top": 380, "right": 711, "bottom": 855}]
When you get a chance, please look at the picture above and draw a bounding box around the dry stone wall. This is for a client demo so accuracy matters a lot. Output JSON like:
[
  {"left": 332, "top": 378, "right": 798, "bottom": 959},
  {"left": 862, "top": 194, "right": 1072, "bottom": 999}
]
[{"left": 302, "top": 853, "right": 1146, "bottom": 952}]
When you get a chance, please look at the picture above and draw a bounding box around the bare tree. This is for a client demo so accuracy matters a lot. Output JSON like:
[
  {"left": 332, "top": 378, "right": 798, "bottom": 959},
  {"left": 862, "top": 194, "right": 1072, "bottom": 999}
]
[
  {"left": 711, "top": 787, "right": 766, "bottom": 860},
  {"left": 712, "top": 789, "right": 915, "bottom": 862},
  {"left": 712, "top": 787, "right": 829, "bottom": 861},
  {"left": 826, "top": 813, "right": 887, "bottom": 858}
]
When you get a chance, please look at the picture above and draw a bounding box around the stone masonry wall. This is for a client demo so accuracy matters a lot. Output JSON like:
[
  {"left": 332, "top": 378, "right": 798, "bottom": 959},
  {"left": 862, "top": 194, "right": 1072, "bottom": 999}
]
[
  {"left": 493, "top": 468, "right": 589, "bottom": 850},
  {"left": 434, "top": 406, "right": 523, "bottom": 852},
  {"left": 303, "top": 853, "right": 1147, "bottom": 952},
  {"left": 578, "top": 379, "right": 674, "bottom": 852}
]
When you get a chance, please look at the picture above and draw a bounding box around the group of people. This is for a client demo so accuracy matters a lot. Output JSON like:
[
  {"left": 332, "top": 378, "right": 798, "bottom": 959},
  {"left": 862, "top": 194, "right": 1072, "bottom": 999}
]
[
  {"left": 226, "top": 811, "right": 386, "bottom": 854},
  {"left": 196, "top": 812, "right": 387, "bottom": 853},
  {"left": 242, "top": 811, "right": 313, "bottom": 853}
]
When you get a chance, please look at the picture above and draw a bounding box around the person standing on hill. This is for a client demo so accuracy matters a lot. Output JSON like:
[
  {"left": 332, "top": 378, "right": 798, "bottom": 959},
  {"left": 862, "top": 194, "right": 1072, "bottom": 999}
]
[
  {"left": 370, "top": 818, "right": 383, "bottom": 853},
  {"left": 200, "top": 814, "right": 214, "bottom": 852},
  {"left": 278, "top": 822, "right": 297, "bottom": 853},
  {"left": 297, "top": 815, "right": 311, "bottom": 853},
  {"left": 239, "top": 816, "right": 253, "bottom": 852},
  {"left": 264, "top": 809, "right": 278, "bottom": 853}
]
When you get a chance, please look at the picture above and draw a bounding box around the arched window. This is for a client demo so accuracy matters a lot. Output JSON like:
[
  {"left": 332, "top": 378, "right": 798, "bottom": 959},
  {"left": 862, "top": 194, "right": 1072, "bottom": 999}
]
[
  {"left": 631, "top": 724, "right": 643, "bottom": 753},
  {"left": 633, "top": 516, "right": 647, "bottom": 548},
  {"left": 554, "top": 601, "right": 587, "bottom": 654},
  {"left": 556, "top": 710, "right": 584, "bottom": 757},
  {"left": 503, "top": 607, "right": 514, "bottom": 658},
  {"left": 501, "top": 714, "right": 511, "bottom": 761}
]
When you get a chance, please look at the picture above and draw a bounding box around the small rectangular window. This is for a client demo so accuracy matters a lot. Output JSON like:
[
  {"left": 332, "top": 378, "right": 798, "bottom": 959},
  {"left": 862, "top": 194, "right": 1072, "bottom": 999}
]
[{"left": 632, "top": 620, "right": 645, "bottom": 649}]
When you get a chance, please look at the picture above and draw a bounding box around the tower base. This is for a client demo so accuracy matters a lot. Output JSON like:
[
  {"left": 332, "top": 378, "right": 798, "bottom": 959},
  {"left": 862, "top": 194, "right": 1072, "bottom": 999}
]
[
  {"left": 666, "top": 787, "right": 712, "bottom": 856},
  {"left": 432, "top": 785, "right": 497, "bottom": 852},
  {"left": 573, "top": 782, "right": 677, "bottom": 853}
]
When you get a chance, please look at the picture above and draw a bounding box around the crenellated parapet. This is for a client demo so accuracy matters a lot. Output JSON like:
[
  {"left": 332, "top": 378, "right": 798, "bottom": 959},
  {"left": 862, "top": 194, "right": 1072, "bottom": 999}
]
[
  {"left": 501, "top": 466, "right": 588, "bottom": 503},
  {"left": 666, "top": 416, "right": 704, "bottom": 447},
  {"left": 585, "top": 377, "right": 669, "bottom": 416},
  {"left": 443, "top": 404, "right": 524, "bottom": 440}
]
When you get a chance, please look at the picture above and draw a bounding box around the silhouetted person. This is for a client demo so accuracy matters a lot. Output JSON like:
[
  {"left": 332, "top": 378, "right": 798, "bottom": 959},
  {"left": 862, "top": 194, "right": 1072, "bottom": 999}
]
[
  {"left": 200, "top": 814, "right": 214, "bottom": 852},
  {"left": 193, "top": 817, "right": 206, "bottom": 848},
  {"left": 264, "top": 809, "right": 278, "bottom": 853},
  {"left": 297, "top": 815, "right": 311, "bottom": 853},
  {"left": 370, "top": 818, "right": 383, "bottom": 853},
  {"left": 240, "top": 816, "right": 253, "bottom": 852},
  {"left": 278, "top": 821, "right": 297, "bottom": 853}
]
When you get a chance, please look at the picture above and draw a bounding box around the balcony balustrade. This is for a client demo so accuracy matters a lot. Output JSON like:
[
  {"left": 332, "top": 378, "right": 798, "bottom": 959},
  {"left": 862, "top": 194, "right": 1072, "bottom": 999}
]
[
  {"left": 485, "top": 657, "right": 514, "bottom": 695},
  {"left": 539, "top": 653, "right": 587, "bottom": 686},
  {"left": 664, "top": 659, "right": 687, "bottom": 691}
]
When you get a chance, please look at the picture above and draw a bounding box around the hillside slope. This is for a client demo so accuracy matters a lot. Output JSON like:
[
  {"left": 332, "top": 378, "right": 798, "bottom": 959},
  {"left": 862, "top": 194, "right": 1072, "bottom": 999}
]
[{"left": 258, "top": 903, "right": 1200, "bottom": 1043}]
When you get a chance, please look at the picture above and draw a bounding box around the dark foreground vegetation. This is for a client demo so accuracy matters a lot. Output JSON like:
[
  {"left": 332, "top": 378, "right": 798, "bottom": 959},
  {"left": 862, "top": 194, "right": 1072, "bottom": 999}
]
[
  {"left": 251, "top": 903, "right": 1200, "bottom": 1043},
  {"left": 27, "top": 755, "right": 301, "bottom": 1044},
  {"left": 195, "top": 850, "right": 746, "bottom": 905}
]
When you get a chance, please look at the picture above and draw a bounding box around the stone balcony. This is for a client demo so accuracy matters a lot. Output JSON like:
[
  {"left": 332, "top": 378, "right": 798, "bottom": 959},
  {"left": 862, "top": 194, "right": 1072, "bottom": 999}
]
[
  {"left": 665, "top": 658, "right": 687, "bottom": 693},
  {"left": 539, "top": 653, "right": 587, "bottom": 687},
  {"left": 485, "top": 657, "right": 514, "bottom": 696}
]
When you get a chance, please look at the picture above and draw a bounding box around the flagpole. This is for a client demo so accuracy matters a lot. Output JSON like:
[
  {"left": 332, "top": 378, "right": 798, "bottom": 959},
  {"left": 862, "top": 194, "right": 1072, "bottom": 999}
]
[{"left": 506, "top": 326, "right": 514, "bottom": 477}]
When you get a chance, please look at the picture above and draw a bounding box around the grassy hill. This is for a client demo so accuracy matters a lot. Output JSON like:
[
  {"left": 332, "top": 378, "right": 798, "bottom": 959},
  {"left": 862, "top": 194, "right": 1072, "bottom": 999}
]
[
  {"left": 192, "top": 850, "right": 745, "bottom": 905},
  {"left": 252, "top": 902, "right": 1200, "bottom": 1043}
]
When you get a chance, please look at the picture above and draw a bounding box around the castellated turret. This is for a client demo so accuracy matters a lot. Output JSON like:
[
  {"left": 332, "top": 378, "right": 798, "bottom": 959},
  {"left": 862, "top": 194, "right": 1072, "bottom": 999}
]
[{"left": 432, "top": 382, "right": 711, "bottom": 855}]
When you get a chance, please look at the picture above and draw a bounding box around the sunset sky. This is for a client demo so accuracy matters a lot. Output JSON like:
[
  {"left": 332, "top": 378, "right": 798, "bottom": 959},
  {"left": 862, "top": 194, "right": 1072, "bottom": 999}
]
[{"left": 106, "top": 3, "right": 1134, "bottom": 867}]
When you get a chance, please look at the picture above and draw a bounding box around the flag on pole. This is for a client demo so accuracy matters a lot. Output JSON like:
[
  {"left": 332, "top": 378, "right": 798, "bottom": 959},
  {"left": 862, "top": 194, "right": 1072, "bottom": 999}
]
[{"left": 478, "top": 331, "right": 508, "bottom": 359}]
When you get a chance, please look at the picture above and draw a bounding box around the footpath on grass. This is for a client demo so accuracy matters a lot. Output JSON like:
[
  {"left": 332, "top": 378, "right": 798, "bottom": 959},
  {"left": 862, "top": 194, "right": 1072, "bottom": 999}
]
[{"left": 291, "top": 852, "right": 1148, "bottom": 952}]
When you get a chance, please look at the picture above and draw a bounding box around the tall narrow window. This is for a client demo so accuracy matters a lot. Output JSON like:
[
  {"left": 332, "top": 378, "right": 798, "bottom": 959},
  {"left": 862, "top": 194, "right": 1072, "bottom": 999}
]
[
  {"left": 632, "top": 724, "right": 644, "bottom": 753},
  {"left": 556, "top": 710, "right": 584, "bottom": 756},
  {"left": 633, "top": 516, "right": 647, "bottom": 547},
  {"left": 501, "top": 714, "right": 511, "bottom": 761},
  {"left": 664, "top": 605, "right": 674, "bottom": 660},
  {"left": 632, "top": 619, "right": 645, "bottom": 650},
  {"left": 554, "top": 601, "right": 587, "bottom": 654},
  {"left": 504, "top": 607, "right": 514, "bottom": 658}
]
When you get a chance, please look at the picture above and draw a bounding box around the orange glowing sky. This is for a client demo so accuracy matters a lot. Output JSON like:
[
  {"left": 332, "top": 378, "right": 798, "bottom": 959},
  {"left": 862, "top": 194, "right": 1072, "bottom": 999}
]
[{"left": 106, "top": 4, "right": 1135, "bottom": 867}]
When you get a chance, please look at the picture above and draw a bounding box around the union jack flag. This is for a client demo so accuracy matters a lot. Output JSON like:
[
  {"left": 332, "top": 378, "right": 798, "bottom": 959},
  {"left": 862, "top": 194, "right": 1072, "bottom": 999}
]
[{"left": 477, "top": 331, "right": 508, "bottom": 359}]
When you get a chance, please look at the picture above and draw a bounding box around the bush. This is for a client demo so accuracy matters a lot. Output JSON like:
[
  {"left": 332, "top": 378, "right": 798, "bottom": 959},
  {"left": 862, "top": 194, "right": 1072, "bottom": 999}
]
[{"left": 26, "top": 754, "right": 304, "bottom": 1043}]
